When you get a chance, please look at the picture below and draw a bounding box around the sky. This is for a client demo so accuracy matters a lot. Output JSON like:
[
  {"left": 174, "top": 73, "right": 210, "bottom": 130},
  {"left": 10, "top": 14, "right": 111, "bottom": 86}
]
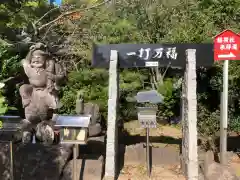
[{"left": 48, "top": 0, "right": 62, "bottom": 6}]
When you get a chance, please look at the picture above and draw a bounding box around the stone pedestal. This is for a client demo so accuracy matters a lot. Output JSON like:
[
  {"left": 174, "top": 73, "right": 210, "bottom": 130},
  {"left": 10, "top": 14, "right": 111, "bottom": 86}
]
[
  {"left": 0, "top": 142, "right": 73, "bottom": 180},
  {"left": 14, "top": 144, "right": 72, "bottom": 180},
  {"left": 61, "top": 158, "right": 104, "bottom": 180}
]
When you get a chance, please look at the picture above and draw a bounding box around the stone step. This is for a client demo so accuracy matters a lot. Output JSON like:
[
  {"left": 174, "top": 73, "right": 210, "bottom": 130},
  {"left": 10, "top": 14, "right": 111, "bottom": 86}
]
[
  {"left": 124, "top": 143, "right": 180, "bottom": 166},
  {"left": 61, "top": 157, "right": 104, "bottom": 180}
]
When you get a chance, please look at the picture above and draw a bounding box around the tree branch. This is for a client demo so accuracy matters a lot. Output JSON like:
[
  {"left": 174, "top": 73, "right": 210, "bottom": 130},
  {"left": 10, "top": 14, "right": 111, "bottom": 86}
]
[
  {"left": 150, "top": 68, "right": 157, "bottom": 89},
  {"left": 38, "top": 0, "right": 111, "bottom": 31},
  {"left": 35, "top": 7, "right": 59, "bottom": 25}
]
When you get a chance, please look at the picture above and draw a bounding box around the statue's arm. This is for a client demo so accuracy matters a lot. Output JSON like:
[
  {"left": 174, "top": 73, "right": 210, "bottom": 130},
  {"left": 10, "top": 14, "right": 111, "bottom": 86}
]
[
  {"left": 21, "top": 49, "right": 33, "bottom": 76},
  {"left": 22, "top": 48, "right": 33, "bottom": 66}
]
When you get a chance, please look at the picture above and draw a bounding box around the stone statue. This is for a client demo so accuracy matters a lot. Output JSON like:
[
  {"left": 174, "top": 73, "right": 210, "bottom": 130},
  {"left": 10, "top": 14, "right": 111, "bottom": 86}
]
[{"left": 19, "top": 42, "right": 65, "bottom": 144}]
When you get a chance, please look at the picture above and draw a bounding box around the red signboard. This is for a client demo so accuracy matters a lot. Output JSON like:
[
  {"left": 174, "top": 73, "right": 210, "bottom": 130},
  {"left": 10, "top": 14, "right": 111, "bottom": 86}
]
[{"left": 214, "top": 29, "right": 240, "bottom": 61}]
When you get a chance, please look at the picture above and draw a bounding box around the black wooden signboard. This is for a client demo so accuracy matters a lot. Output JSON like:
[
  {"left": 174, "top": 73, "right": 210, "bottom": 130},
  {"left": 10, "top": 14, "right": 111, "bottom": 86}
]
[{"left": 92, "top": 43, "right": 214, "bottom": 68}]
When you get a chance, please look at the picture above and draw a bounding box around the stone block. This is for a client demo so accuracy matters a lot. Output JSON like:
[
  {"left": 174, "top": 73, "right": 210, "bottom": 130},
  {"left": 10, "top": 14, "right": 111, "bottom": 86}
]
[{"left": 61, "top": 158, "right": 104, "bottom": 180}]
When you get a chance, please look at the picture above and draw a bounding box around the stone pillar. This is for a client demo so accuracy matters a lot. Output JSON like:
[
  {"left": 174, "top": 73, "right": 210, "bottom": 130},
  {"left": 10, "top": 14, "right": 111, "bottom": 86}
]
[
  {"left": 105, "top": 50, "right": 119, "bottom": 179},
  {"left": 181, "top": 49, "right": 198, "bottom": 180}
]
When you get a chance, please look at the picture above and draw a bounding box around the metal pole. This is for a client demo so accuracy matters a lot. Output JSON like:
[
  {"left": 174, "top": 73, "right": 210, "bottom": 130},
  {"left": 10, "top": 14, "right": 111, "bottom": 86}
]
[
  {"left": 220, "top": 60, "right": 229, "bottom": 165},
  {"left": 146, "top": 128, "right": 150, "bottom": 177},
  {"left": 73, "top": 144, "right": 77, "bottom": 180}
]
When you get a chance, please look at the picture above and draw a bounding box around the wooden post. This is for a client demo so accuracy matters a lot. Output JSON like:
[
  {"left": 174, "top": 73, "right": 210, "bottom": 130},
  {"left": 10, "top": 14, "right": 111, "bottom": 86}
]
[
  {"left": 105, "top": 50, "right": 119, "bottom": 179},
  {"left": 73, "top": 144, "right": 78, "bottom": 180},
  {"left": 181, "top": 49, "right": 198, "bottom": 180},
  {"left": 10, "top": 141, "right": 13, "bottom": 180},
  {"left": 146, "top": 128, "right": 150, "bottom": 177}
]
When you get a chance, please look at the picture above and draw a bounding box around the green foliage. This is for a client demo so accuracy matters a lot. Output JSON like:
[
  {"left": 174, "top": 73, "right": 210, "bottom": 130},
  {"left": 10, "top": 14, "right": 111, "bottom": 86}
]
[
  {"left": 119, "top": 69, "right": 148, "bottom": 119},
  {"left": 229, "top": 116, "right": 240, "bottom": 133},
  {"left": 0, "top": 83, "right": 16, "bottom": 115},
  {"left": 157, "top": 78, "right": 180, "bottom": 119},
  {"left": 0, "top": 97, "right": 8, "bottom": 115},
  {"left": 0, "top": 46, "right": 21, "bottom": 80},
  {"left": 197, "top": 104, "right": 221, "bottom": 137},
  {"left": 60, "top": 69, "right": 109, "bottom": 116},
  {"left": 0, "top": 83, "right": 8, "bottom": 115}
]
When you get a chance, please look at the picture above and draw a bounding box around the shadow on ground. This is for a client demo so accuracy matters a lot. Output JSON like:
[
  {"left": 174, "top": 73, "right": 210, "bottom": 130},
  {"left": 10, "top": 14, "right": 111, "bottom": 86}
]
[
  {"left": 197, "top": 133, "right": 240, "bottom": 164},
  {"left": 215, "top": 133, "right": 240, "bottom": 154}
]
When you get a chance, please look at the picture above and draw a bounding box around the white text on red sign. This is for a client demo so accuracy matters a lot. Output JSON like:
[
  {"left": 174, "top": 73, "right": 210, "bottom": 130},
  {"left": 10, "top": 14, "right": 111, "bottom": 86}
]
[{"left": 216, "top": 37, "right": 238, "bottom": 50}]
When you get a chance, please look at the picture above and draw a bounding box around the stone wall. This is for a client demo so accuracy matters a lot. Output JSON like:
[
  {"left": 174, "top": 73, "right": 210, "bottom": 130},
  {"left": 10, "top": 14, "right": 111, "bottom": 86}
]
[
  {"left": 0, "top": 142, "right": 72, "bottom": 180},
  {"left": 0, "top": 142, "right": 11, "bottom": 180}
]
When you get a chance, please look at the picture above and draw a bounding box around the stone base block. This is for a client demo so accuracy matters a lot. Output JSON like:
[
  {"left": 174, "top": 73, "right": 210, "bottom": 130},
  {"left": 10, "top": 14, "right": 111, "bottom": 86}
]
[
  {"left": 0, "top": 142, "right": 73, "bottom": 180},
  {"left": 61, "top": 157, "right": 104, "bottom": 180}
]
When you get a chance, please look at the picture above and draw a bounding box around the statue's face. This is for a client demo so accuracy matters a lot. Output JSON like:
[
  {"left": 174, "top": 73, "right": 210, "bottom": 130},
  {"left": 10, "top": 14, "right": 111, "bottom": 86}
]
[{"left": 31, "top": 50, "right": 46, "bottom": 68}]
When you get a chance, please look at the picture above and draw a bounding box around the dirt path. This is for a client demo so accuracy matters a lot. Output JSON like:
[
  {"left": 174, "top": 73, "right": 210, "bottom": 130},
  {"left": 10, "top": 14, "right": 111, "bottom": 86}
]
[
  {"left": 118, "top": 164, "right": 185, "bottom": 180},
  {"left": 123, "top": 120, "right": 181, "bottom": 149}
]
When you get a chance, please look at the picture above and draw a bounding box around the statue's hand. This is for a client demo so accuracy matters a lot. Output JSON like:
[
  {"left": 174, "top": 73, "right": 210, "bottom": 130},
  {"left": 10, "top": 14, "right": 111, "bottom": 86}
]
[
  {"left": 30, "top": 45, "right": 36, "bottom": 51},
  {"left": 35, "top": 42, "right": 46, "bottom": 49}
]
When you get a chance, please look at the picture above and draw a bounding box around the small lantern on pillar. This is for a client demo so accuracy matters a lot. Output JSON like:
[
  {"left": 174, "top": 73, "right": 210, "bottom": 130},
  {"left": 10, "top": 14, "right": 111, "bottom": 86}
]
[{"left": 135, "top": 90, "right": 163, "bottom": 177}]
